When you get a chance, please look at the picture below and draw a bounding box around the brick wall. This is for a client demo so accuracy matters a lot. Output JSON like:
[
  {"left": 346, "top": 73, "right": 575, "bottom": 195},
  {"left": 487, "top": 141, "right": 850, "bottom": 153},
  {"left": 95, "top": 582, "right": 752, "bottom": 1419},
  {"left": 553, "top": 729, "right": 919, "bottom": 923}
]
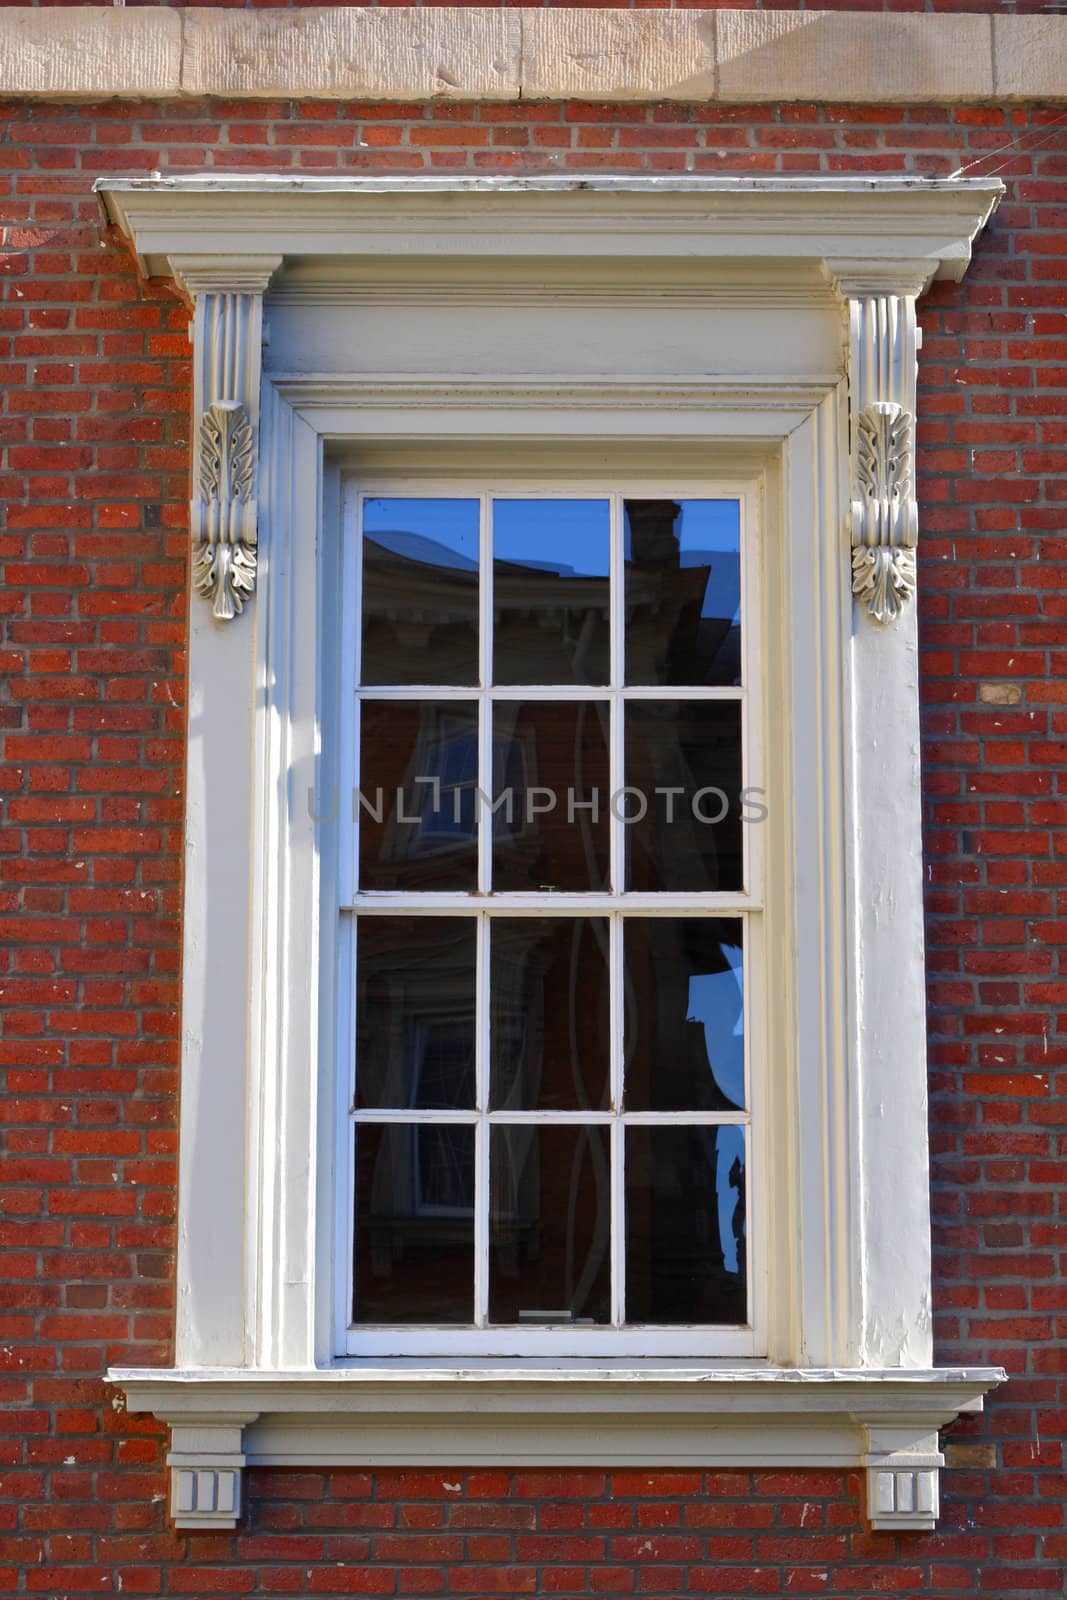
[{"left": 0, "top": 98, "right": 1063, "bottom": 1596}]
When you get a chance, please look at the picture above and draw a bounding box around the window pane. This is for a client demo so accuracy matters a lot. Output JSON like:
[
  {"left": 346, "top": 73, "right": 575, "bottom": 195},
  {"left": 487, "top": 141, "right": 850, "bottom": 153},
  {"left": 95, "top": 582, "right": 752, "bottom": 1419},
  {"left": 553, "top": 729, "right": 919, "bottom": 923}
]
[
  {"left": 362, "top": 498, "right": 479, "bottom": 686},
  {"left": 359, "top": 702, "right": 479, "bottom": 892},
  {"left": 623, "top": 918, "right": 744, "bottom": 1112},
  {"left": 490, "top": 918, "right": 610, "bottom": 1111},
  {"left": 625, "top": 1126, "right": 747, "bottom": 1325},
  {"left": 492, "top": 701, "right": 610, "bottom": 892},
  {"left": 353, "top": 1123, "right": 475, "bottom": 1324},
  {"left": 624, "top": 701, "right": 743, "bottom": 893},
  {"left": 625, "top": 499, "right": 741, "bottom": 687},
  {"left": 355, "top": 918, "right": 476, "bottom": 1110},
  {"left": 493, "top": 500, "right": 610, "bottom": 686},
  {"left": 489, "top": 1125, "right": 611, "bottom": 1325}
]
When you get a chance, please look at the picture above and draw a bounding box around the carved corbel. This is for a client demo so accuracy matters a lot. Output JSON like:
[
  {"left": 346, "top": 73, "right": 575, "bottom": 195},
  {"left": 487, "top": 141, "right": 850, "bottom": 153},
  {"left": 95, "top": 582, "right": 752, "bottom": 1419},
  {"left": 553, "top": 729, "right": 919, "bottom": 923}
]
[
  {"left": 174, "top": 256, "right": 282, "bottom": 622},
  {"left": 850, "top": 400, "right": 917, "bottom": 625},
  {"left": 828, "top": 262, "right": 926, "bottom": 626}
]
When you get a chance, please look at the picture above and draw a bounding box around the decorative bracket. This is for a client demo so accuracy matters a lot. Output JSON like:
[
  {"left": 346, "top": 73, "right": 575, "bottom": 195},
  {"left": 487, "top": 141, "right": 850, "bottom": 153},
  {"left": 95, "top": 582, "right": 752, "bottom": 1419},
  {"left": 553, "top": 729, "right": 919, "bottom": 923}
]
[
  {"left": 828, "top": 261, "right": 924, "bottom": 626},
  {"left": 859, "top": 1420, "right": 943, "bottom": 1533},
  {"left": 850, "top": 400, "right": 917, "bottom": 625},
  {"left": 175, "top": 255, "right": 282, "bottom": 622},
  {"left": 165, "top": 1412, "right": 260, "bottom": 1531}
]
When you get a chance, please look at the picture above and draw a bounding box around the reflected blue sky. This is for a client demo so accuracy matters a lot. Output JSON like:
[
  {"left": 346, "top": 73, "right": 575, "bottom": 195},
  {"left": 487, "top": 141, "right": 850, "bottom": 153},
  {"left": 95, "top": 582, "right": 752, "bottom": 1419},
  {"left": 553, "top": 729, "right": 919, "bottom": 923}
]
[
  {"left": 364, "top": 498, "right": 480, "bottom": 571},
  {"left": 494, "top": 500, "right": 610, "bottom": 578},
  {"left": 687, "top": 941, "right": 744, "bottom": 1110},
  {"left": 715, "top": 1125, "right": 745, "bottom": 1277}
]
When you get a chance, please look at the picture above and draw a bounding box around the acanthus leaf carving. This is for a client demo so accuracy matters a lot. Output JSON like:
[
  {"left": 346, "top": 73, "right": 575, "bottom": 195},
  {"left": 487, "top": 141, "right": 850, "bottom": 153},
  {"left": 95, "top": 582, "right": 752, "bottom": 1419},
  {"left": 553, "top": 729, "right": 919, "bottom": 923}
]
[
  {"left": 850, "top": 544, "right": 917, "bottom": 627},
  {"left": 850, "top": 399, "right": 918, "bottom": 626},
  {"left": 192, "top": 398, "right": 257, "bottom": 622}
]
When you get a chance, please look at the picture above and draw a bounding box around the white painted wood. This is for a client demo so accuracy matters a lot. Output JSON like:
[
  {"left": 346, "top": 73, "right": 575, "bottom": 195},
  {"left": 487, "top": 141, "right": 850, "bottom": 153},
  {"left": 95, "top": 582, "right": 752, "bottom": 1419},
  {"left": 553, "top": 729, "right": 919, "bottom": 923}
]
[
  {"left": 126, "top": 1363, "right": 1002, "bottom": 1525},
  {"left": 174, "top": 257, "right": 279, "bottom": 1371},
  {"left": 98, "top": 177, "right": 1002, "bottom": 288},
  {"left": 829, "top": 266, "right": 935, "bottom": 1368},
  {"left": 101, "top": 176, "right": 1005, "bottom": 1527}
]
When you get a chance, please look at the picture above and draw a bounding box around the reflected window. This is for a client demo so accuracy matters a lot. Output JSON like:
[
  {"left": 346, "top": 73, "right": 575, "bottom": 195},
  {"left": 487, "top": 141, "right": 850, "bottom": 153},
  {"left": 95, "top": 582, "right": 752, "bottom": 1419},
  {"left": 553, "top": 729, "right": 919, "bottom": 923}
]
[{"left": 362, "top": 498, "right": 480, "bottom": 686}]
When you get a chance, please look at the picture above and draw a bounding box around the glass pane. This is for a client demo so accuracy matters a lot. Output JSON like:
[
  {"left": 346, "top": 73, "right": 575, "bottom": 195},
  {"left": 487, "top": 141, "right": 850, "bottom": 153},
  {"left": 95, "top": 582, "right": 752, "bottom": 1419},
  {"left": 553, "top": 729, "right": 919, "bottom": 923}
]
[
  {"left": 490, "top": 919, "right": 610, "bottom": 1111},
  {"left": 359, "top": 702, "right": 479, "bottom": 892},
  {"left": 623, "top": 918, "right": 744, "bottom": 1112},
  {"left": 624, "top": 701, "right": 743, "bottom": 893},
  {"left": 355, "top": 917, "right": 476, "bottom": 1110},
  {"left": 625, "top": 499, "right": 741, "bottom": 687},
  {"left": 353, "top": 1123, "right": 475, "bottom": 1324},
  {"left": 362, "top": 498, "right": 480, "bottom": 686},
  {"left": 489, "top": 1125, "right": 611, "bottom": 1325},
  {"left": 492, "top": 701, "right": 610, "bottom": 893},
  {"left": 493, "top": 500, "right": 610, "bottom": 686},
  {"left": 625, "top": 1126, "right": 747, "bottom": 1325}
]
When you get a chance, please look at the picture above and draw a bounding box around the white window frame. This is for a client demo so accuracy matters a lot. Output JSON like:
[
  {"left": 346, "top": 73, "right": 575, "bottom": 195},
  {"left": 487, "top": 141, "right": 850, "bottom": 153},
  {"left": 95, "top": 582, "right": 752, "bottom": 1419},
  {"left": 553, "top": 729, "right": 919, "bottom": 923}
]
[
  {"left": 337, "top": 476, "right": 763, "bottom": 1360},
  {"left": 95, "top": 176, "right": 1006, "bottom": 1535}
]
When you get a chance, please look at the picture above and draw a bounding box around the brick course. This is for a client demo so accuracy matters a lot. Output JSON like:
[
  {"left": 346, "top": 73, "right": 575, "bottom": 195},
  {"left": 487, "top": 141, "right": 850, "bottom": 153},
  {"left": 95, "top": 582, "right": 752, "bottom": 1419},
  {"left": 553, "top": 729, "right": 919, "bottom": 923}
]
[{"left": 0, "top": 98, "right": 1064, "bottom": 1597}]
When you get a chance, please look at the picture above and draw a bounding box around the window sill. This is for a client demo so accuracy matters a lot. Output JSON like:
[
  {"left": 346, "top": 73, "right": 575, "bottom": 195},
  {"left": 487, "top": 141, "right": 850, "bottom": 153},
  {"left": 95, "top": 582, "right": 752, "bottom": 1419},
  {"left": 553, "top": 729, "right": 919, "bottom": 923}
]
[{"left": 110, "top": 1363, "right": 1003, "bottom": 1534}]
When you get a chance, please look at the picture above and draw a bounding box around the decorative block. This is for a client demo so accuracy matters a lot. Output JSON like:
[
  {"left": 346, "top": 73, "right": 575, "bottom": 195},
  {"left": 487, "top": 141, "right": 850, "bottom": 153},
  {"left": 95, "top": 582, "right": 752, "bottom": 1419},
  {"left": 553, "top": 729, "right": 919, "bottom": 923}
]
[
  {"left": 868, "top": 1464, "right": 939, "bottom": 1531},
  {"left": 165, "top": 1416, "right": 255, "bottom": 1531},
  {"left": 171, "top": 1463, "right": 243, "bottom": 1530}
]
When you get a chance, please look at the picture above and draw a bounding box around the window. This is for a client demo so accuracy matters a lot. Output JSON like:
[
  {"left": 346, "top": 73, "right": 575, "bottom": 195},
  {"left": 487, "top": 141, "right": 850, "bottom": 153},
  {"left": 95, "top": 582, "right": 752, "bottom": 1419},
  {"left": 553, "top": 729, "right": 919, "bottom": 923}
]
[
  {"left": 97, "top": 173, "right": 1004, "bottom": 1533},
  {"left": 340, "top": 488, "right": 761, "bottom": 1356}
]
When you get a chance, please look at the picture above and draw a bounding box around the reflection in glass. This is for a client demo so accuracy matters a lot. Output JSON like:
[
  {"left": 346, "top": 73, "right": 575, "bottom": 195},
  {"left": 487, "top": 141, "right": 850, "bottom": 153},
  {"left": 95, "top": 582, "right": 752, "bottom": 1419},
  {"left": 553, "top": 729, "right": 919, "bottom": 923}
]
[
  {"left": 490, "top": 1124, "right": 611, "bottom": 1325},
  {"left": 362, "top": 498, "right": 480, "bottom": 686},
  {"left": 625, "top": 701, "right": 743, "bottom": 893},
  {"left": 355, "top": 918, "right": 476, "bottom": 1110},
  {"left": 490, "top": 919, "right": 610, "bottom": 1111},
  {"left": 623, "top": 919, "right": 744, "bottom": 1111},
  {"left": 625, "top": 1125, "right": 746, "bottom": 1325},
  {"left": 492, "top": 702, "right": 610, "bottom": 892},
  {"left": 625, "top": 499, "right": 741, "bottom": 686},
  {"left": 359, "top": 701, "right": 479, "bottom": 891},
  {"left": 353, "top": 1123, "right": 475, "bottom": 1323},
  {"left": 493, "top": 500, "right": 610, "bottom": 686}
]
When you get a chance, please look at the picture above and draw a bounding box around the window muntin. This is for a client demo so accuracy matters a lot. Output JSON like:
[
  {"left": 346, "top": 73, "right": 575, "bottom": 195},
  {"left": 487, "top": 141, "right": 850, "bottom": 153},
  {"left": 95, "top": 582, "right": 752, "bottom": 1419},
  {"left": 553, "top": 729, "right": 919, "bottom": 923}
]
[{"left": 340, "top": 486, "right": 762, "bottom": 1357}]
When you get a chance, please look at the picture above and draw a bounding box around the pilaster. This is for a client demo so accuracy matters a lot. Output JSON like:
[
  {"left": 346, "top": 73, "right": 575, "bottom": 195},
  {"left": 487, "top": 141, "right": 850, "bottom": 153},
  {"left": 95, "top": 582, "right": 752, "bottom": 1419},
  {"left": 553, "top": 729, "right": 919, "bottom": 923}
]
[
  {"left": 168, "top": 254, "right": 280, "bottom": 1375},
  {"left": 826, "top": 258, "right": 936, "bottom": 1373}
]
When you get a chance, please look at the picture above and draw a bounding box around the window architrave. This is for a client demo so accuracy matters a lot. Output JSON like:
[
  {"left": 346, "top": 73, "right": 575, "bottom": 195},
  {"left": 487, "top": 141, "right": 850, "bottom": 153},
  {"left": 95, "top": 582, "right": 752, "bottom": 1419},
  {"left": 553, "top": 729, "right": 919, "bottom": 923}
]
[{"left": 95, "top": 176, "right": 1006, "bottom": 1533}]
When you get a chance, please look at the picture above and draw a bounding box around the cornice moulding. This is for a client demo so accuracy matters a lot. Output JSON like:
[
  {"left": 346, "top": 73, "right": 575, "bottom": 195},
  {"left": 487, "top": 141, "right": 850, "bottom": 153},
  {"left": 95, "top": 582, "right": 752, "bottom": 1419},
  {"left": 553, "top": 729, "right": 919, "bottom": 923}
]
[
  {"left": 97, "top": 174, "right": 1003, "bottom": 291},
  {"left": 4, "top": 10, "right": 1067, "bottom": 105},
  {"left": 111, "top": 1365, "right": 1004, "bottom": 1533},
  {"left": 111, "top": 1363, "right": 1006, "bottom": 1417}
]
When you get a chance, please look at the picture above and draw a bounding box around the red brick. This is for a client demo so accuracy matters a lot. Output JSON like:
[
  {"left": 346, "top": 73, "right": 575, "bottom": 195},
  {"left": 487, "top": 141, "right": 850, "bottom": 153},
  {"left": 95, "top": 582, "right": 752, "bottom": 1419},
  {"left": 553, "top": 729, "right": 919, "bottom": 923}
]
[{"left": 0, "top": 88, "right": 1062, "bottom": 1600}]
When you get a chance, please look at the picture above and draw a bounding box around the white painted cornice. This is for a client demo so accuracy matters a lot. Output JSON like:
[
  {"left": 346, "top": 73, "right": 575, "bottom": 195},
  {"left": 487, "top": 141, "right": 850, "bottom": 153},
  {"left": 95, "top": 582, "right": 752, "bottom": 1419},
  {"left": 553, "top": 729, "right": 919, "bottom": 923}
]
[
  {"left": 111, "top": 1362, "right": 1006, "bottom": 1419},
  {"left": 97, "top": 174, "right": 1003, "bottom": 292},
  {"left": 4, "top": 9, "right": 1067, "bottom": 104},
  {"left": 112, "top": 1365, "right": 1004, "bottom": 1534}
]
